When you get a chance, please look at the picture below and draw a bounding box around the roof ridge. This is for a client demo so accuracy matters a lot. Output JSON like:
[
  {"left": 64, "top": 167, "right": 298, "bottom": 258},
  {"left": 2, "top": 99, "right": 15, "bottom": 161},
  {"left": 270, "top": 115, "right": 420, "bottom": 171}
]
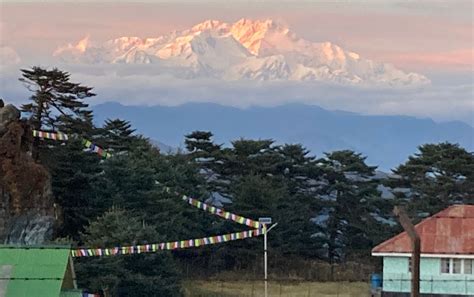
[
  {"left": 435, "top": 204, "right": 474, "bottom": 218},
  {"left": 372, "top": 205, "right": 474, "bottom": 254},
  {"left": 0, "top": 245, "right": 71, "bottom": 249},
  {"left": 372, "top": 213, "right": 436, "bottom": 252}
]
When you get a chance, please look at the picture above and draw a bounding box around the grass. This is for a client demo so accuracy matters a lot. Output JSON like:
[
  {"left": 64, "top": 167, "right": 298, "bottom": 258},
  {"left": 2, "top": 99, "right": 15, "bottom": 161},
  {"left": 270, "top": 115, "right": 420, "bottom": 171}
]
[{"left": 183, "top": 280, "right": 369, "bottom": 297}]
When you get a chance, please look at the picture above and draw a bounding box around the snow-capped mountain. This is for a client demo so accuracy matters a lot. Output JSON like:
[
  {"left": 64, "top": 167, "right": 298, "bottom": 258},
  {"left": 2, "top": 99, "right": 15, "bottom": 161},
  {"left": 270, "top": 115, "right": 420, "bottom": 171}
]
[{"left": 53, "top": 19, "right": 429, "bottom": 86}]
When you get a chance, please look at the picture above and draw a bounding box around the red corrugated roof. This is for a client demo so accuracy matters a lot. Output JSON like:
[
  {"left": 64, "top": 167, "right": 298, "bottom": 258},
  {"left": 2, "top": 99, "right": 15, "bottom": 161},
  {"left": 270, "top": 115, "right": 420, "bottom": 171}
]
[{"left": 372, "top": 205, "right": 474, "bottom": 255}]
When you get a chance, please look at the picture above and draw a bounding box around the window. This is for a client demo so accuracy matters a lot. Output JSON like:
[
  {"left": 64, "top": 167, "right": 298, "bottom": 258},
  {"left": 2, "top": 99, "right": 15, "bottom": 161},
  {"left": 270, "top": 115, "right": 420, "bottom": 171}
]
[
  {"left": 441, "top": 258, "right": 450, "bottom": 273},
  {"left": 408, "top": 257, "right": 411, "bottom": 273},
  {"left": 465, "top": 260, "right": 472, "bottom": 274},
  {"left": 440, "top": 258, "right": 473, "bottom": 274},
  {"left": 453, "top": 259, "right": 462, "bottom": 274}
]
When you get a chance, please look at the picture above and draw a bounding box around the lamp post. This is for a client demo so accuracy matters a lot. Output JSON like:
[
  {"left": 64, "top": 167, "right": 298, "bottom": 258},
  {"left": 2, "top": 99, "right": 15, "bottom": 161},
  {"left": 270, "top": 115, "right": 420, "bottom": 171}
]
[{"left": 259, "top": 217, "right": 278, "bottom": 297}]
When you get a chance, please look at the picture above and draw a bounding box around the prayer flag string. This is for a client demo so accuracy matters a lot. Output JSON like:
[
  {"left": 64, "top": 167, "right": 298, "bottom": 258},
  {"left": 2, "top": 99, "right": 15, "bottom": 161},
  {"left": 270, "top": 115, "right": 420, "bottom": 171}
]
[
  {"left": 71, "top": 229, "right": 263, "bottom": 257},
  {"left": 32, "top": 130, "right": 111, "bottom": 159},
  {"left": 82, "top": 139, "right": 112, "bottom": 159},
  {"left": 33, "top": 130, "right": 263, "bottom": 258},
  {"left": 32, "top": 130, "right": 69, "bottom": 141},
  {"left": 181, "top": 195, "right": 262, "bottom": 229}
]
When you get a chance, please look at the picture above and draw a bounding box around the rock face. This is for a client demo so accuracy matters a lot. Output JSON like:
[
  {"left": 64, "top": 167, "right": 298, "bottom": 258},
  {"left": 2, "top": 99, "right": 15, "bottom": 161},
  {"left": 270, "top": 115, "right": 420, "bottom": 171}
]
[
  {"left": 0, "top": 102, "right": 55, "bottom": 244},
  {"left": 4, "top": 212, "right": 55, "bottom": 245},
  {"left": 0, "top": 103, "right": 21, "bottom": 135}
]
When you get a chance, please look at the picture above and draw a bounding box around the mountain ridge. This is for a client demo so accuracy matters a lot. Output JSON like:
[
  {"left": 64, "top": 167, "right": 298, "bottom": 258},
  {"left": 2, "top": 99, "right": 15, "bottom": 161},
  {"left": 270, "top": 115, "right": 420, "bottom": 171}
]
[
  {"left": 54, "top": 18, "right": 429, "bottom": 86},
  {"left": 92, "top": 102, "right": 473, "bottom": 170}
]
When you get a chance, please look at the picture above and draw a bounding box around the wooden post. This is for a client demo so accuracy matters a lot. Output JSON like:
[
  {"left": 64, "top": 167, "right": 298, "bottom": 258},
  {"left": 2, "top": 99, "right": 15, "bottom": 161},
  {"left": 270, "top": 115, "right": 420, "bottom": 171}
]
[{"left": 393, "top": 206, "right": 420, "bottom": 297}]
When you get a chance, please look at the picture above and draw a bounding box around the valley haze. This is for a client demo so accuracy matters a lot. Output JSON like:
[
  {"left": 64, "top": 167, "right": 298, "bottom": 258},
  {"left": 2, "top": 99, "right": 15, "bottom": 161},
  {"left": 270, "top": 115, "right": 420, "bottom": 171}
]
[{"left": 93, "top": 102, "right": 474, "bottom": 171}]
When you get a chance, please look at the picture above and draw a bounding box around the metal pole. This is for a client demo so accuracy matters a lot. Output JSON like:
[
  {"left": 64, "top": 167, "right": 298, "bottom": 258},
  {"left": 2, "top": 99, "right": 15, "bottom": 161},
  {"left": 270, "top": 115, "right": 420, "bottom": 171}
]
[
  {"left": 262, "top": 223, "right": 278, "bottom": 297},
  {"left": 264, "top": 223, "right": 268, "bottom": 297}
]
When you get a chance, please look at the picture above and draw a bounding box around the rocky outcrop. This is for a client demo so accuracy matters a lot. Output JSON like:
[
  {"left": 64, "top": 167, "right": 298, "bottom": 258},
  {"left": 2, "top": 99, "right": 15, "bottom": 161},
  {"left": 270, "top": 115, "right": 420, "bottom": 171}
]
[
  {"left": 0, "top": 101, "right": 55, "bottom": 244},
  {"left": 0, "top": 101, "right": 20, "bottom": 135},
  {"left": 4, "top": 212, "right": 55, "bottom": 245}
]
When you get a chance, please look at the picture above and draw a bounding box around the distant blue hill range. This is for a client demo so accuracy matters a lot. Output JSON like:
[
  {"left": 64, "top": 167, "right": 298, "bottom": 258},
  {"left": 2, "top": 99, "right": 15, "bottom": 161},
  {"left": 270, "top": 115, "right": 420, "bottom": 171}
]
[{"left": 93, "top": 102, "right": 473, "bottom": 170}]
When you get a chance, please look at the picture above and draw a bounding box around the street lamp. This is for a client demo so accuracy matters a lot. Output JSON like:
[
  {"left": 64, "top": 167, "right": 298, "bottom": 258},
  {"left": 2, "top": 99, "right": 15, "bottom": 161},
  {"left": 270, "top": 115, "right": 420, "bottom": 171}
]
[{"left": 259, "top": 217, "right": 278, "bottom": 297}]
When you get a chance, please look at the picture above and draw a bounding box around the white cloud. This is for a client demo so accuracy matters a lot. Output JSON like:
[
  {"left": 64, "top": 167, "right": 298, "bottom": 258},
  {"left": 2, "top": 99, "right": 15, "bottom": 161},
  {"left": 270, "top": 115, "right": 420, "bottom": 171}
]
[
  {"left": 2, "top": 65, "right": 472, "bottom": 126},
  {"left": 53, "top": 36, "right": 90, "bottom": 57},
  {"left": 0, "top": 46, "right": 21, "bottom": 66}
]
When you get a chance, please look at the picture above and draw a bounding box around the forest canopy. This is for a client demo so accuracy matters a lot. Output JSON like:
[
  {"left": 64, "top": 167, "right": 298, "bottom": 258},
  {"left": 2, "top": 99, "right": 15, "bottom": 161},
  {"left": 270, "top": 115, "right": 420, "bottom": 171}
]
[{"left": 4, "top": 67, "right": 473, "bottom": 296}]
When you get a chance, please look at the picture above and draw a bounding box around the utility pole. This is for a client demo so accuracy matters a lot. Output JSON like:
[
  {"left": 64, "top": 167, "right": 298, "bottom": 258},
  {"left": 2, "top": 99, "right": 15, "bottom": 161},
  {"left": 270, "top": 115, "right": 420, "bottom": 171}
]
[
  {"left": 259, "top": 217, "right": 278, "bottom": 297},
  {"left": 393, "top": 206, "right": 420, "bottom": 297},
  {"left": 264, "top": 223, "right": 268, "bottom": 297}
]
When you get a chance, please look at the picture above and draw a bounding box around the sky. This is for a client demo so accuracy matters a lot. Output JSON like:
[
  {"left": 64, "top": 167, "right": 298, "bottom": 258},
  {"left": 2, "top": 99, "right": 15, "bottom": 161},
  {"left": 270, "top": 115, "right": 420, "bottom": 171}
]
[{"left": 0, "top": 0, "right": 473, "bottom": 124}]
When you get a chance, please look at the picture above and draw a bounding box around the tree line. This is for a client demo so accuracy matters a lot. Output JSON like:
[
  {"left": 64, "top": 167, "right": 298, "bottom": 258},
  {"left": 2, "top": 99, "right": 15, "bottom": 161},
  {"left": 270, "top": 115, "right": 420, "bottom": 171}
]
[{"left": 13, "top": 67, "right": 474, "bottom": 296}]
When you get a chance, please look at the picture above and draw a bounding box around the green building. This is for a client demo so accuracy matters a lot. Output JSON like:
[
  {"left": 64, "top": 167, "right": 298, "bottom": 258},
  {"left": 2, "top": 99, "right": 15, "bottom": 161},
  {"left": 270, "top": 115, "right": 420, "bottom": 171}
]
[
  {"left": 0, "top": 245, "right": 89, "bottom": 297},
  {"left": 372, "top": 205, "right": 474, "bottom": 297}
]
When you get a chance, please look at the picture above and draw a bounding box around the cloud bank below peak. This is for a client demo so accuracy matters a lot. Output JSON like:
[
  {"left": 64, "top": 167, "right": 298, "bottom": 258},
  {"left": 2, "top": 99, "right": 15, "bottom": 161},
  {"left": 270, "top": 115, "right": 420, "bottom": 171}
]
[{"left": 1, "top": 63, "right": 472, "bottom": 126}]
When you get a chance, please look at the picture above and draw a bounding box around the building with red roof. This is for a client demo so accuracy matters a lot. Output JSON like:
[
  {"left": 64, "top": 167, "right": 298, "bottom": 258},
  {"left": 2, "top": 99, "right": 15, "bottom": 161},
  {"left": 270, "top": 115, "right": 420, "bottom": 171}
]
[{"left": 372, "top": 205, "right": 474, "bottom": 297}]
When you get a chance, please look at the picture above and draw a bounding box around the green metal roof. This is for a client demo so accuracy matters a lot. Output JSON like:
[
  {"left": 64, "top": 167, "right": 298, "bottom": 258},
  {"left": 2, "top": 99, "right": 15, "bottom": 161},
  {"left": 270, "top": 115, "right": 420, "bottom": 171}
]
[
  {"left": 0, "top": 246, "right": 72, "bottom": 297},
  {"left": 60, "top": 289, "right": 83, "bottom": 297}
]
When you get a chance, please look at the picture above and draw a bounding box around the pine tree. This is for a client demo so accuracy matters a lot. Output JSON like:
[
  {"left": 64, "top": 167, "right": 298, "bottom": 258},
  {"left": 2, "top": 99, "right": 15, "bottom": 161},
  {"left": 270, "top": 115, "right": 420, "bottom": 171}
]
[
  {"left": 75, "top": 209, "right": 183, "bottom": 297},
  {"left": 98, "top": 119, "right": 139, "bottom": 152},
  {"left": 227, "top": 139, "right": 278, "bottom": 177},
  {"left": 184, "top": 131, "right": 226, "bottom": 196},
  {"left": 48, "top": 138, "right": 102, "bottom": 239},
  {"left": 19, "top": 67, "right": 96, "bottom": 160},
  {"left": 271, "top": 144, "right": 323, "bottom": 258},
  {"left": 19, "top": 67, "right": 95, "bottom": 131},
  {"left": 316, "top": 150, "right": 383, "bottom": 264},
  {"left": 57, "top": 109, "right": 95, "bottom": 136},
  {"left": 393, "top": 142, "right": 474, "bottom": 215},
  {"left": 185, "top": 131, "right": 221, "bottom": 155}
]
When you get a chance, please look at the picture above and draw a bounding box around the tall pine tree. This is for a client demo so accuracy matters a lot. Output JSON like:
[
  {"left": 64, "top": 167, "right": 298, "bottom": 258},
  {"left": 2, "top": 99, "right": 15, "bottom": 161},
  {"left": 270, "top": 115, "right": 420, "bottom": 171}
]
[
  {"left": 393, "top": 142, "right": 474, "bottom": 215},
  {"left": 19, "top": 67, "right": 96, "bottom": 160},
  {"left": 316, "top": 150, "right": 383, "bottom": 265},
  {"left": 20, "top": 67, "right": 95, "bottom": 131}
]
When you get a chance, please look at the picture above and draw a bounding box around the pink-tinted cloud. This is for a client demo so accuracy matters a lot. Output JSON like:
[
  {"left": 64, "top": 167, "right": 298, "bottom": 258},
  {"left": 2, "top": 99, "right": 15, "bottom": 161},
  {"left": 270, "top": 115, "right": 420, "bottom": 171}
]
[
  {"left": 53, "top": 36, "right": 90, "bottom": 56},
  {"left": 378, "top": 49, "right": 473, "bottom": 71},
  {"left": 0, "top": 46, "right": 21, "bottom": 66}
]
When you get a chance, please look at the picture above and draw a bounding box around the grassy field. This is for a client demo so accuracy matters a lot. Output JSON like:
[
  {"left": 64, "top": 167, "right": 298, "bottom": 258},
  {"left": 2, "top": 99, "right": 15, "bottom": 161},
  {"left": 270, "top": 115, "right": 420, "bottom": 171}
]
[{"left": 184, "top": 280, "right": 369, "bottom": 297}]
